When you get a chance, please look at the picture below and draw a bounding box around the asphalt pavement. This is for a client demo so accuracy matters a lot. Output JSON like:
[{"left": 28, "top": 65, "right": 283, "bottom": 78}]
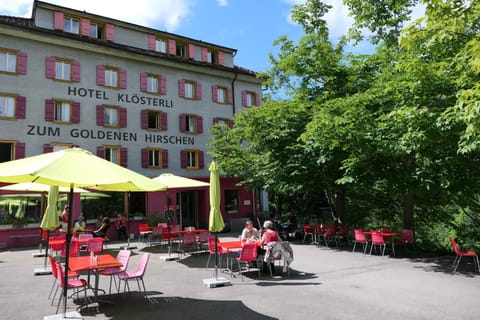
[{"left": 0, "top": 234, "right": 479, "bottom": 320}]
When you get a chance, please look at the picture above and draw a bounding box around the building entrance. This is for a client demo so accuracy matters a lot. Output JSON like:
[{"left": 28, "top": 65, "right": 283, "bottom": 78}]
[{"left": 176, "top": 191, "right": 198, "bottom": 228}]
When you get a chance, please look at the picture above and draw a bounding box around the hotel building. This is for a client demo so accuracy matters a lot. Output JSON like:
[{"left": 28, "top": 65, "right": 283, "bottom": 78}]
[{"left": 0, "top": 0, "right": 264, "bottom": 242}]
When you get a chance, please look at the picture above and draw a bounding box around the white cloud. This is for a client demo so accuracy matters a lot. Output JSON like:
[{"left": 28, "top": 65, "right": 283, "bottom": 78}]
[
  {"left": 0, "top": 0, "right": 195, "bottom": 32},
  {"left": 216, "top": 0, "right": 228, "bottom": 6}
]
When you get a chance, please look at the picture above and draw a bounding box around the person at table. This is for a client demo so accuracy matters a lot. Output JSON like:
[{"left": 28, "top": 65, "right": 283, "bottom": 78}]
[
  {"left": 240, "top": 220, "right": 259, "bottom": 242},
  {"left": 60, "top": 205, "right": 69, "bottom": 231},
  {"left": 73, "top": 215, "right": 86, "bottom": 232},
  {"left": 114, "top": 213, "right": 128, "bottom": 240},
  {"left": 260, "top": 220, "right": 282, "bottom": 274},
  {"left": 92, "top": 216, "right": 110, "bottom": 238}
]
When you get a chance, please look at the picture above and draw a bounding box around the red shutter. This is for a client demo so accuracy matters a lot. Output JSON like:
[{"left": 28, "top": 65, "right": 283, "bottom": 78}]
[
  {"left": 160, "top": 76, "right": 167, "bottom": 95},
  {"left": 80, "top": 18, "right": 90, "bottom": 36},
  {"left": 162, "top": 149, "right": 168, "bottom": 169},
  {"left": 45, "top": 56, "right": 55, "bottom": 79},
  {"left": 218, "top": 51, "right": 225, "bottom": 65},
  {"left": 241, "top": 90, "right": 247, "bottom": 106},
  {"left": 199, "top": 151, "right": 204, "bottom": 169},
  {"left": 105, "top": 24, "right": 115, "bottom": 41},
  {"left": 119, "top": 108, "right": 127, "bottom": 127},
  {"left": 71, "top": 102, "right": 80, "bottom": 123},
  {"left": 180, "top": 150, "right": 187, "bottom": 168},
  {"left": 141, "top": 109, "right": 148, "bottom": 129},
  {"left": 140, "top": 72, "right": 147, "bottom": 92},
  {"left": 161, "top": 112, "right": 168, "bottom": 131},
  {"left": 168, "top": 39, "right": 176, "bottom": 55},
  {"left": 71, "top": 60, "right": 80, "bottom": 81},
  {"left": 227, "top": 87, "right": 233, "bottom": 104},
  {"left": 119, "top": 69, "right": 127, "bottom": 89},
  {"left": 179, "top": 113, "right": 186, "bottom": 132},
  {"left": 195, "top": 82, "right": 202, "bottom": 100},
  {"left": 96, "top": 105, "right": 104, "bottom": 126},
  {"left": 148, "top": 34, "right": 156, "bottom": 50},
  {"left": 178, "top": 79, "right": 185, "bottom": 97},
  {"left": 141, "top": 148, "right": 148, "bottom": 168},
  {"left": 96, "top": 65, "right": 105, "bottom": 86},
  {"left": 96, "top": 146, "right": 105, "bottom": 158},
  {"left": 201, "top": 47, "right": 208, "bottom": 62},
  {"left": 15, "top": 96, "right": 26, "bottom": 119},
  {"left": 15, "top": 143, "right": 25, "bottom": 159},
  {"left": 188, "top": 43, "right": 195, "bottom": 59},
  {"left": 120, "top": 148, "right": 128, "bottom": 167},
  {"left": 197, "top": 116, "right": 203, "bottom": 134},
  {"left": 45, "top": 99, "right": 54, "bottom": 121},
  {"left": 212, "top": 85, "right": 218, "bottom": 102},
  {"left": 43, "top": 144, "right": 54, "bottom": 153},
  {"left": 54, "top": 11, "right": 64, "bottom": 30},
  {"left": 16, "top": 51, "right": 27, "bottom": 74},
  {"left": 255, "top": 93, "right": 261, "bottom": 106}
]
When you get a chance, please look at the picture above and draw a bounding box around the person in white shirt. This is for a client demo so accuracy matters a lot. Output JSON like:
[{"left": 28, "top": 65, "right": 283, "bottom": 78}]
[{"left": 240, "top": 220, "right": 259, "bottom": 242}]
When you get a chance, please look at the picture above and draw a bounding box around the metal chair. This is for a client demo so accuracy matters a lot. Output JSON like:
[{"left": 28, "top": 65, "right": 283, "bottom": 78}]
[
  {"left": 450, "top": 237, "right": 480, "bottom": 273},
  {"left": 234, "top": 243, "right": 261, "bottom": 281},
  {"left": 118, "top": 253, "right": 151, "bottom": 299},
  {"left": 352, "top": 229, "right": 369, "bottom": 254},
  {"left": 99, "top": 249, "right": 131, "bottom": 294}
]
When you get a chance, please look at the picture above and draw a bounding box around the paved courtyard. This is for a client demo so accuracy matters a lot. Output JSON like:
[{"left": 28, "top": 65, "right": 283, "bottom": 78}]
[{"left": 0, "top": 234, "right": 479, "bottom": 319}]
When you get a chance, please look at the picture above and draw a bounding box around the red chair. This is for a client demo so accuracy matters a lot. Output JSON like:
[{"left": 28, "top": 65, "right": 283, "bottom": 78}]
[
  {"left": 86, "top": 237, "right": 104, "bottom": 254},
  {"left": 336, "top": 224, "right": 349, "bottom": 245},
  {"left": 450, "top": 238, "right": 480, "bottom": 273},
  {"left": 396, "top": 229, "right": 414, "bottom": 255},
  {"left": 60, "top": 239, "right": 80, "bottom": 257},
  {"left": 138, "top": 223, "right": 152, "bottom": 244},
  {"left": 54, "top": 261, "right": 88, "bottom": 313},
  {"left": 352, "top": 229, "right": 369, "bottom": 254},
  {"left": 178, "top": 231, "right": 196, "bottom": 256},
  {"left": 234, "top": 243, "right": 260, "bottom": 281},
  {"left": 206, "top": 237, "right": 231, "bottom": 270},
  {"left": 47, "top": 255, "right": 78, "bottom": 303},
  {"left": 369, "top": 231, "right": 387, "bottom": 256},
  {"left": 322, "top": 226, "right": 338, "bottom": 247},
  {"left": 303, "top": 225, "right": 314, "bottom": 243}
]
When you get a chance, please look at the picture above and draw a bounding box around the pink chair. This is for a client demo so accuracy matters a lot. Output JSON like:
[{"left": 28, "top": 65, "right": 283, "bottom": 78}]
[
  {"left": 303, "top": 225, "right": 314, "bottom": 243},
  {"left": 352, "top": 229, "right": 369, "bottom": 254},
  {"left": 178, "top": 231, "right": 196, "bottom": 256},
  {"left": 86, "top": 237, "right": 104, "bottom": 254},
  {"left": 369, "top": 231, "right": 387, "bottom": 256},
  {"left": 99, "top": 249, "right": 131, "bottom": 294},
  {"left": 47, "top": 255, "right": 78, "bottom": 303},
  {"left": 336, "top": 224, "right": 349, "bottom": 245},
  {"left": 206, "top": 237, "right": 231, "bottom": 269},
  {"left": 60, "top": 239, "right": 80, "bottom": 257},
  {"left": 322, "top": 226, "right": 338, "bottom": 247},
  {"left": 118, "top": 253, "right": 151, "bottom": 298}
]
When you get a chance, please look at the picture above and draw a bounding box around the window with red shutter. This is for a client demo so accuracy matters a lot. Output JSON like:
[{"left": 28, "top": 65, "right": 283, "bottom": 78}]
[
  {"left": 119, "top": 108, "right": 127, "bottom": 127},
  {"left": 96, "top": 105, "right": 105, "bottom": 126},
  {"left": 120, "top": 148, "right": 128, "bottom": 167},
  {"left": 15, "top": 142, "right": 25, "bottom": 160},
  {"left": 141, "top": 148, "right": 148, "bottom": 168},
  {"left": 96, "top": 65, "right": 105, "bottom": 86},
  {"left": 105, "top": 24, "right": 115, "bottom": 41},
  {"left": 71, "top": 102, "right": 80, "bottom": 123},
  {"left": 45, "top": 99, "right": 54, "bottom": 121},
  {"left": 16, "top": 51, "right": 27, "bottom": 74},
  {"left": 45, "top": 56, "right": 55, "bottom": 78},
  {"left": 15, "top": 96, "right": 26, "bottom": 119},
  {"left": 162, "top": 150, "right": 168, "bottom": 168},
  {"left": 54, "top": 11, "right": 64, "bottom": 30},
  {"left": 71, "top": 61, "right": 80, "bottom": 82}
]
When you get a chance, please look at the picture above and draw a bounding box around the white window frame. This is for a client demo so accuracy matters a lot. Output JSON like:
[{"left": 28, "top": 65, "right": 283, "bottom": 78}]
[
  {"left": 147, "top": 75, "right": 159, "bottom": 93},
  {"left": 148, "top": 148, "right": 163, "bottom": 168},
  {"left": 155, "top": 39, "right": 167, "bottom": 53},
  {"left": 105, "top": 146, "right": 120, "bottom": 164},
  {"left": 186, "top": 150, "right": 198, "bottom": 168},
  {"left": 184, "top": 81, "right": 195, "bottom": 99},
  {"left": 104, "top": 68, "right": 118, "bottom": 88},
  {"left": 0, "top": 51, "right": 16, "bottom": 73},
  {"left": 104, "top": 106, "right": 119, "bottom": 127},
  {"left": 54, "top": 100, "right": 71, "bottom": 123},
  {"left": 148, "top": 110, "right": 162, "bottom": 130},
  {"left": 55, "top": 60, "right": 71, "bottom": 81},
  {"left": 246, "top": 92, "right": 255, "bottom": 107},
  {"left": 186, "top": 115, "right": 196, "bottom": 133},
  {"left": 64, "top": 17, "right": 79, "bottom": 34},
  {"left": 0, "top": 94, "right": 15, "bottom": 118},
  {"left": 217, "top": 87, "right": 227, "bottom": 103}
]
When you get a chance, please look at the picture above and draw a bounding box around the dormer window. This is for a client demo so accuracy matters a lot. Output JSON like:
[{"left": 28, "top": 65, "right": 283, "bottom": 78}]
[{"left": 63, "top": 17, "right": 79, "bottom": 34}]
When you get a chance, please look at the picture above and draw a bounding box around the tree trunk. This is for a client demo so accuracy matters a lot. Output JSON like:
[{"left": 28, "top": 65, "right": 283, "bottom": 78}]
[
  {"left": 325, "top": 187, "right": 346, "bottom": 224},
  {"left": 403, "top": 193, "right": 415, "bottom": 230}
]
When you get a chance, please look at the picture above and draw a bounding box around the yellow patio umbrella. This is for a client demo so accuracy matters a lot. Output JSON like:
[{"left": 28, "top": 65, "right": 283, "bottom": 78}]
[
  {"left": 152, "top": 173, "right": 209, "bottom": 189},
  {"left": 0, "top": 147, "right": 167, "bottom": 316},
  {"left": 0, "top": 182, "right": 88, "bottom": 193},
  {"left": 38, "top": 186, "right": 60, "bottom": 273}
]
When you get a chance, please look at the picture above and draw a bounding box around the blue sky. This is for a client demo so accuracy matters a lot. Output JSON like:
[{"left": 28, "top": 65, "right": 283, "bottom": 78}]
[{"left": 0, "top": 0, "right": 367, "bottom": 73}]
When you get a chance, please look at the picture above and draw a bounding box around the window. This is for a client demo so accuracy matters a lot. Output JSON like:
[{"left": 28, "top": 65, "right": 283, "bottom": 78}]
[
  {"left": 140, "top": 73, "right": 166, "bottom": 95},
  {"left": 54, "top": 100, "right": 71, "bottom": 123},
  {"left": 142, "top": 148, "right": 168, "bottom": 169},
  {"left": 96, "top": 65, "right": 126, "bottom": 89},
  {"left": 105, "top": 146, "right": 120, "bottom": 164},
  {"left": 96, "top": 105, "right": 126, "bottom": 127},
  {"left": 242, "top": 90, "right": 260, "bottom": 107},
  {"left": 105, "top": 67, "right": 118, "bottom": 87},
  {"left": 178, "top": 80, "right": 202, "bottom": 100},
  {"left": 181, "top": 150, "right": 204, "bottom": 169},
  {"left": 44, "top": 143, "right": 73, "bottom": 153},
  {"left": 208, "top": 50, "right": 217, "bottom": 64},
  {"left": 141, "top": 110, "right": 167, "bottom": 131},
  {"left": 224, "top": 190, "right": 239, "bottom": 214},
  {"left": 64, "top": 17, "right": 79, "bottom": 34},
  {"left": 0, "top": 141, "right": 24, "bottom": 163},
  {"left": 97, "top": 146, "right": 127, "bottom": 166},
  {"left": 156, "top": 39, "right": 167, "bottom": 53},
  {"left": 180, "top": 114, "right": 203, "bottom": 134},
  {"left": 45, "top": 57, "right": 80, "bottom": 82},
  {"left": 104, "top": 106, "right": 118, "bottom": 127},
  {"left": 0, "top": 49, "right": 26, "bottom": 74},
  {"left": 90, "top": 22, "right": 104, "bottom": 39},
  {"left": 176, "top": 43, "right": 187, "bottom": 57},
  {"left": 212, "top": 85, "right": 232, "bottom": 104},
  {"left": 213, "top": 117, "right": 233, "bottom": 130},
  {"left": 45, "top": 99, "right": 79, "bottom": 123},
  {"left": 0, "top": 94, "right": 15, "bottom": 118}
]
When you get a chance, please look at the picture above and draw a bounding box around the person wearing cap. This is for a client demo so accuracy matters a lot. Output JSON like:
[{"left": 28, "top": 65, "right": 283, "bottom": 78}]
[{"left": 240, "top": 220, "right": 259, "bottom": 242}]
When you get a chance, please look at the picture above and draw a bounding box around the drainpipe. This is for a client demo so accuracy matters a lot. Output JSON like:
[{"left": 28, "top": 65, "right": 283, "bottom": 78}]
[{"left": 231, "top": 72, "right": 238, "bottom": 115}]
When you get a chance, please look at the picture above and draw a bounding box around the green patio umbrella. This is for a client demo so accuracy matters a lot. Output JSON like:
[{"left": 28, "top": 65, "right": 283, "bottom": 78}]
[
  {"left": 207, "top": 161, "right": 226, "bottom": 284},
  {"left": 0, "top": 147, "right": 167, "bottom": 316}
]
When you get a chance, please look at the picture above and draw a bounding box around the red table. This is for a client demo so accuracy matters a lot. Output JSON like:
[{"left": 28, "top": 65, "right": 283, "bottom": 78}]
[
  {"left": 69, "top": 254, "right": 122, "bottom": 300},
  {"left": 363, "top": 231, "right": 400, "bottom": 255}
]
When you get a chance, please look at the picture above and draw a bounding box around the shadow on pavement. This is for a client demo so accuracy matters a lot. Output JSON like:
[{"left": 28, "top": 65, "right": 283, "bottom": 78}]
[{"left": 81, "top": 293, "right": 277, "bottom": 320}]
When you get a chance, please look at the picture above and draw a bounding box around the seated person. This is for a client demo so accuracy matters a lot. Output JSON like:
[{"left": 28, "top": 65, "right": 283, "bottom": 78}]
[
  {"left": 93, "top": 217, "right": 110, "bottom": 238},
  {"left": 240, "top": 220, "right": 259, "bottom": 242},
  {"left": 73, "top": 215, "right": 86, "bottom": 233},
  {"left": 114, "top": 213, "right": 128, "bottom": 240},
  {"left": 260, "top": 220, "right": 282, "bottom": 274}
]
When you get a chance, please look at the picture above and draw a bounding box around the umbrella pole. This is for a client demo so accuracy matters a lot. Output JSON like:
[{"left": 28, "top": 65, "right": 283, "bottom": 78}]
[
  {"left": 214, "top": 233, "right": 219, "bottom": 279},
  {"left": 43, "top": 230, "right": 50, "bottom": 269},
  {"left": 62, "top": 186, "right": 74, "bottom": 316}
]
